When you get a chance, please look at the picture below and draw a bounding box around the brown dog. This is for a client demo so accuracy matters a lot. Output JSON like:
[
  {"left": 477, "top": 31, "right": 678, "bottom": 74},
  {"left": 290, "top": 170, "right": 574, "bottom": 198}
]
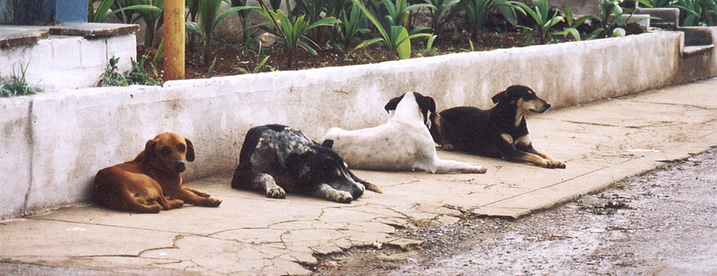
[{"left": 94, "top": 132, "right": 222, "bottom": 213}]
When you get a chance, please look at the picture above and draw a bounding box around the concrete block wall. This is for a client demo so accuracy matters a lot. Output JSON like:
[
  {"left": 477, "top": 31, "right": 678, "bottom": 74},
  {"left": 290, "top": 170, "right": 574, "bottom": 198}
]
[
  {"left": 1, "top": 30, "right": 715, "bottom": 220},
  {"left": 0, "top": 34, "right": 136, "bottom": 92}
]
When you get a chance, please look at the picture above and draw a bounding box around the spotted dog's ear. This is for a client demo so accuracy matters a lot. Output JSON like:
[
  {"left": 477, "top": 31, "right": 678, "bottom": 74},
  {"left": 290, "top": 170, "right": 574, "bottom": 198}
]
[
  {"left": 492, "top": 91, "right": 507, "bottom": 104},
  {"left": 321, "top": 139, "right": 334, "bottom": 149},
  {"left": 185, "top": 138, "right": 195, "bottom": 162},
  {"left": 384, "top": 94, "right": 405, "bottom": 113}
]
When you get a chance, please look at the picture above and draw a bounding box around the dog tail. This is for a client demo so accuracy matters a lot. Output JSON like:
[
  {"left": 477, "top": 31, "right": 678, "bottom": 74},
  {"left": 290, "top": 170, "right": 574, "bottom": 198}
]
[{"left": 348, "top": 170, "right": 383, "bottom": 194}]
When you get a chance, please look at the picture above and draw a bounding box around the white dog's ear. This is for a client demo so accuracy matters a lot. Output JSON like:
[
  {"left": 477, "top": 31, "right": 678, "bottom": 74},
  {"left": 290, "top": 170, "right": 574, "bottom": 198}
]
[
  {"left": 321, "top": 139, "right": 334, "bottom": 149},
  {"left": 384, "top": 94, "right": 405, "bottom": 112}
]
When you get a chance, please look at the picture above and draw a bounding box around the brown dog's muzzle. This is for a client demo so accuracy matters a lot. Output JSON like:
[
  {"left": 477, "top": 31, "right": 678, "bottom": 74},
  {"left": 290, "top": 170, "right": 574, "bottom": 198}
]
[{"left": 174, "top": 159, "right": 187, "bottom": 173}]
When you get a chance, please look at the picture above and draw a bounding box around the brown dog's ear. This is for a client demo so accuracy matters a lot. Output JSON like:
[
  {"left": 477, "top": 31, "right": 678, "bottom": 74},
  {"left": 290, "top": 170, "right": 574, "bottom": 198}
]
[
  {"left": 185, "top": 138, "right": 195, "bottom": 162},
  {"left": 492, "top": 91, "right": 506, "bottom": 104},
  {"left": 144, "top": 139, "right": 156, "bottom": 159}
]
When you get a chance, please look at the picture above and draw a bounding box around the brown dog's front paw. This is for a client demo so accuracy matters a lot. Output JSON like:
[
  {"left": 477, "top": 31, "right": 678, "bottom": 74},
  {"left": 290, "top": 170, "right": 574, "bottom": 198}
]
[
  {"left": 168, "top": 199, "right": 184, "bottom": 209},
  {"left": 267, "top": 186, "right": 286, "bottom": 199},
  {"left": 546, "top": 159, "right": 566, "bottom": 169},
  {"left": 203, "top": 198, "right": 222, "bottom": 207}
]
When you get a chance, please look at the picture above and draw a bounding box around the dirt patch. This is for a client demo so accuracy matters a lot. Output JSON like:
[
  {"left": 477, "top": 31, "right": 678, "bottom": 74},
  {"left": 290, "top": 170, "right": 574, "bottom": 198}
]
[{"left": 315, "top": 147, "right": 717, "bottom": 275}]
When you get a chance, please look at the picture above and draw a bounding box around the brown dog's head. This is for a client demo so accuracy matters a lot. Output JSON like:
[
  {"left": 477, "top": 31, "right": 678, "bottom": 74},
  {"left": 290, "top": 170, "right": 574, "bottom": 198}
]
[
  {"left": 143, "top": 132, "right": 195, "bottom": 174},
  {"left": 492, "top": 85, "right": 551, "bottom": 113}
]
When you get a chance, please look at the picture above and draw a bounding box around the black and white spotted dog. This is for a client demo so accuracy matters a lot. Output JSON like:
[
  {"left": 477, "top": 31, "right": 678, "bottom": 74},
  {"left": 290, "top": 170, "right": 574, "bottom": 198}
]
[
  {"left": 320, "top": 92, "right": 487, "bottom": 174},
  {"left": 231, "top": 124, "right": 382, "bottom": 203}
]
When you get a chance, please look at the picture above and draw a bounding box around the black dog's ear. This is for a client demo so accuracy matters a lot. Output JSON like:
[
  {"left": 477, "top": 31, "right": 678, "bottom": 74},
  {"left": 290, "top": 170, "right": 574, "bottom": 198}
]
[
  {"left": 418, "top": 95, "right": 436, "bottom": 114},
  {"left": 143, "top": 139, "right": 156, "bottom": 159},
  {"left": 185, "top": 138, "right": 195, "bottom": 162},
  {"left": 321, "top": 139, "right": 334, "bottom": 149},
  {"left": 384, "top": 94, "right": 405, "bottom": 112},
  {"left": 491, "top": 91, "right": 506, "bottom": 104}
]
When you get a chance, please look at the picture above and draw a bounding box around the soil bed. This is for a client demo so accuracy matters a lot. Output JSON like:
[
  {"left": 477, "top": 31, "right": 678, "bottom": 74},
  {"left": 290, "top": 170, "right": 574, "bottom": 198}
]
[{"left": 143, "top": 32, "right": 554, "bottom": 80}]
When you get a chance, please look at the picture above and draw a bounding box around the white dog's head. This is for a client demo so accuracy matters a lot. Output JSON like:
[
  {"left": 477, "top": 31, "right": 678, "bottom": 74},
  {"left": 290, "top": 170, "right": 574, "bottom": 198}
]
[{"left": 383, "top": 92, "right": 436, "bottom": 128}]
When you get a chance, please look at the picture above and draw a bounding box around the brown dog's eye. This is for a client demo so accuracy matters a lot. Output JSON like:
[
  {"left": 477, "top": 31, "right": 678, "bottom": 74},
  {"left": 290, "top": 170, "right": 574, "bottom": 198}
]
[
  {"left": 159, "top": 147, "right": 170, "bottom": 156},
  {"left": 178, "top": 144, "right": 186, "bottom": 152}
]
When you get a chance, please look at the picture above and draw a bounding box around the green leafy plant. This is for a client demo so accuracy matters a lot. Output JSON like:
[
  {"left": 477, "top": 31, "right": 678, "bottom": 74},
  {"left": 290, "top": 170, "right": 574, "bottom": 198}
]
[
  {"left": 593, "top": 0, "right": 651, "bottom": 38},
  {"left": 425, "top": 0, "right": 461, "bottom": 37},
  {"left": 0, "top": 63, "right": 41, "bottom": 97},
  {"left": 671, "top": 0, "right": 717, "bottom": 26},
  {"left": 510, "top": 0, "right": 564, "bottom": 44},
  {"left": 552, "top": 5, "right": 598, "bottom": 41},
  {"left": 229, "top": 0, "right": 266, "bottom": 56},
  {"left": 448, "top": 0, "right": 519, "bottom": 42},
  {"left": 99, "top": 57, "right": 128, "bottom": 86},
  {"left": 87, "top": 0, "right": 161, "bottom": 23},
  {"left": 234, "top": 55, "right": 272, "bottom": 74},
  {"left": 335, "top": 1, "right": 369, "bottom": 47},
  {"left": 258, "top": 0, "right": 341, "bottom": 67},
  {"left": 350, "top": 0, "right": 434, "bottom": 59},
  {"left": 125, "top": 58, "right": 162, "bottom": 85},
  {"left": 186, "top": 0, "right": 260, "bottom": 65},
  {"left": 99, "top": 57, "right": 162, "bottom": 87}
]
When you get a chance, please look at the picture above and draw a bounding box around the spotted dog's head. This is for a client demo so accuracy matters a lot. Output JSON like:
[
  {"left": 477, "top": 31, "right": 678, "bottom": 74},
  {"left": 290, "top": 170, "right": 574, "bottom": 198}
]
[
  {"left": 289, "top": 141, "right": 365, "bottom": 200},
  {"left": 142, "top": 132, "right": 195, "bottom": 174},
  {"left": 491, "top": 85, "right": 551, "bottom": 114},
  {"left": 384, "top": 92, "right": 436, "bottom": 128}
]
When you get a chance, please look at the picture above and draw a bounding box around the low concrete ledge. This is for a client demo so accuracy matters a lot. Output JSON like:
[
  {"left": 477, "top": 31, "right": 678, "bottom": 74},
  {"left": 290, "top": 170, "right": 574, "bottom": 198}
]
[{"left": 1, "top": 30, "right": 716, "bottom": 220}]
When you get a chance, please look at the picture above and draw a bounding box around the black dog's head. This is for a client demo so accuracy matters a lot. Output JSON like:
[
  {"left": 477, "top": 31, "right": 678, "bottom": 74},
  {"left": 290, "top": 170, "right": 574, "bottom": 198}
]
[
  {"left": 491, "top": 85, "right": 551, "bottom": 113},
  {"left": 290, "top": 142, "right": 365, "bottom": 200},
  {"left": 384, "top": 92, "right": 436, "bottom": 128}
]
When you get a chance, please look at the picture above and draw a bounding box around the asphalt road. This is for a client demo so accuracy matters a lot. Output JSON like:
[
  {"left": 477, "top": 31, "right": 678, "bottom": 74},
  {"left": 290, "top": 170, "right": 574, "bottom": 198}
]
[{"left": 318, "top": 147, "right": 717, "bottom": 276}]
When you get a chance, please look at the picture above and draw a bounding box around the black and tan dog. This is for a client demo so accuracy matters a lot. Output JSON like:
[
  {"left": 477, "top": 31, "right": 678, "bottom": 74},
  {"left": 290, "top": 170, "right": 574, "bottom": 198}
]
[
  {"left": 94, "top": 132, "right": 222, "bottom": 213},
  {"left": 232, "top": 124, "right": 382, "bottom": 203},
  {"left": 430, "top": 85, "right": 566, "bottom": 168}
]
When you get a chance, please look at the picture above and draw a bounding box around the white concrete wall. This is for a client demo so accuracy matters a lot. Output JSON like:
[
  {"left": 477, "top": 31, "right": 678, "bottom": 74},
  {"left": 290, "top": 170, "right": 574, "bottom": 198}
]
[
  {"left": 1, "top": 30, "right": 714, "bottom": 220},
  {"left": 0, "top": 34, "right": 136, "bottom": 92}
]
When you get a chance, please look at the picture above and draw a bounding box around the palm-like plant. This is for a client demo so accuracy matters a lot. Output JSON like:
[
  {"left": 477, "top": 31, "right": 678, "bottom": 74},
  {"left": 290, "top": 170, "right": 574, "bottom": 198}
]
[
  {"left": 552, "top": 5, "right": 598, "bottom": 41},
  {"left": 510, "top": 0, "right": 563, "bottom": 44},
  {"left": 350, "top": 0, "right": 435, "bottom": 59},
  {"left": 448, "top": 0, "right": 518, "bottom": 42},
  {"left": 186, "top": 0, "right": 260, "bottom": 65},
  {"left": 258, "top": 1, "right": 341, "bottom": 68}
]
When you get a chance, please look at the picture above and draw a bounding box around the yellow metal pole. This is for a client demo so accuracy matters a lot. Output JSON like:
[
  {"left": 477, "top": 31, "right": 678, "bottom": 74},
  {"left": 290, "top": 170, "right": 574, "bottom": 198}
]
[{"left": 164, "top": 0, "right": 185, "bottom": 81}]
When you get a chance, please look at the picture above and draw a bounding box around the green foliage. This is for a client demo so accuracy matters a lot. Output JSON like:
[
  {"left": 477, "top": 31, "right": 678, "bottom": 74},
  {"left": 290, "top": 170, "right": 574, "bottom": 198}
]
[
  {"left": 670, "top": 0, "right": 717, "bottom": 26},
  {"left": 234, "top": 55, "right": 272, "bottom": 74},
  {"left": 88, "top": 0, "right": 164, "bottom": 47},
  {"left": 593, "top": 0, "right": 651, "bottom": 38},
  {"left": 258, "top": 1, "right": 341, "bottom": 67},
  {"left": 510, "top": 0, "right": 564, "bottom": 44},
  {"left": 350, "top": 0, "right": 434, "bottom": 59},
  {"left": 87, "top": 0, "right": 161, "bottom": 23},
  {"left": 553, "top": 5, "right": 598, "bottom": 41},
  {"left": 0, "top": 63, "right": 41, "bottom": 97},
  {"left": 425, "top": 0, "right": 461, "bottom": 37},
  {"left": 99, "top": 57, "right": 162, "bottom": 87},
  {"left": 448, "top": 0, "right": 519, "bottom": 42},
  {"left": 335, "top": 2, "right": 370, "bottom": 47},
  {"left": 185, "top": 0, "right": 260, "bottom": 65},
  {"left": 229, "top": 0, "right": 265, "bottom": 56}
]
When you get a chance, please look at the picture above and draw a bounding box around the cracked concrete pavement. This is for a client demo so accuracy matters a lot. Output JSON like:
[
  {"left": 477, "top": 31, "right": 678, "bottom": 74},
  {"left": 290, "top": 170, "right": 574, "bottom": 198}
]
[{"left": 1, "top": 79, "right": 716, "bottom": 275}]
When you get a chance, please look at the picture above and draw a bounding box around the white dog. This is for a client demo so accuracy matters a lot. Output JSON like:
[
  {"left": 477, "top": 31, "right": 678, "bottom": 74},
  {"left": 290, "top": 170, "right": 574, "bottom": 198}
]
[{"left": 321, "top": 92, "right": 487, "bottom": 174}]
